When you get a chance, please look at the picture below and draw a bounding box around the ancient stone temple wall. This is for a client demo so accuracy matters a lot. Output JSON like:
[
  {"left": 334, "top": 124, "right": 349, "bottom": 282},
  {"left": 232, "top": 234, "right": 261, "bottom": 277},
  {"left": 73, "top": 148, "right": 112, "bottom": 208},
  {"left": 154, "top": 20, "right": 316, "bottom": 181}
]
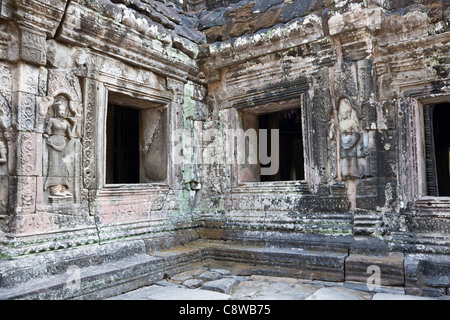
[
  {"left": 0, "top": 0, "right": 450, "bottom": 298},
  {"left": 193, "top": 0, "right": 450, "bottom": 256},
  {"left": 0, "top": 0, "right": 208, "bottom": 257}
]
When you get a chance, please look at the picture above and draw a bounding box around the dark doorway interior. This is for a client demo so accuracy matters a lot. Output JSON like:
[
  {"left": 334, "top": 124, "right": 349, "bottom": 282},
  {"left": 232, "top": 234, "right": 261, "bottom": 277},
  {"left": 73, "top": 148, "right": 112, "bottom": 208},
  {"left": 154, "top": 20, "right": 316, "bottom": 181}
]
[
  {"left": 106, "top": 104, "right": 140, "bottom": 184},
  {"left": 259, "top": 109, "right": 304, "bottom": 182}
]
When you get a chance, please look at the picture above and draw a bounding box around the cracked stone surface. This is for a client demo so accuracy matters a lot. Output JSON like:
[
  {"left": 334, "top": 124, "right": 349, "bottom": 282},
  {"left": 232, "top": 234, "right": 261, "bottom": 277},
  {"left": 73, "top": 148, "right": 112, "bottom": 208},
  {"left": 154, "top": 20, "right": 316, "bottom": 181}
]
[
  {"left": 108, "top": 266, "right": 450, "bottom": 300},
  {"left": 202, "top": 277, "right": 241, "bottom": 294}
]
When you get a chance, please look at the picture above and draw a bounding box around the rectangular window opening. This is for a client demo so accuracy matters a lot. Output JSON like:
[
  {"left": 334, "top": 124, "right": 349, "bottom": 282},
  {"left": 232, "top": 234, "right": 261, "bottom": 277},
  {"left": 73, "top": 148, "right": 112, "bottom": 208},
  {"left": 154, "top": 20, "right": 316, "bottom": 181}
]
[
  {"left": 424, "top": 102, "right": 450, "bottom": 197},
  {"left": 106, "top": 93, "right": 168, "bottom": 185}
]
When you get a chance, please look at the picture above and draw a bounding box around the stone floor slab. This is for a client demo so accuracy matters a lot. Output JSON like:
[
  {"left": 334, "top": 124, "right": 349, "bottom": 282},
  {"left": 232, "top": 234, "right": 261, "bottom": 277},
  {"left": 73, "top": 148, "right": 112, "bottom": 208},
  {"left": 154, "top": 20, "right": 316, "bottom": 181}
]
[
  {"left": 105, "top": 264, "right": 448, "bottom": 301},
  {"left": 198, "top": 271, "right": 222, "bottom": 282},
  {"left": 210, "top": 269, "right": 232, "bottom": 276},
  {"left": 372, "top": 293, "right": 446, "bottom": 300},
  {"left": 183, "top": 279, "right": 203, "bottom": 289},
  {"left": 108, "top": 285, "right": 231, "bottom": 300},
  {"left": 305, "top": 287, "right": 372, "bottom": 300},
  {"left": 202, "top": 278, "right": 240, "bottom": 294},
  {"left": 231, "top": 279, "right": 320, "bottom": 300}
]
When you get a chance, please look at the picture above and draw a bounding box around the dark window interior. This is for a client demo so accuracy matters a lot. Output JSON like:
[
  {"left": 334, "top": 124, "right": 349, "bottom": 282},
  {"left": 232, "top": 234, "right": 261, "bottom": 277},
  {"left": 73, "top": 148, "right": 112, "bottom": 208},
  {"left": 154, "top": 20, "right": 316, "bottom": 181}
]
[
  {"left": 106, "top": 104, "right": 140, "bottom": 184},
  {"left": 259, "top": 109, "right": 304, "bottom": 182},
  {"left": 432, "top": 103, "right": 450, "bottom": 196}
]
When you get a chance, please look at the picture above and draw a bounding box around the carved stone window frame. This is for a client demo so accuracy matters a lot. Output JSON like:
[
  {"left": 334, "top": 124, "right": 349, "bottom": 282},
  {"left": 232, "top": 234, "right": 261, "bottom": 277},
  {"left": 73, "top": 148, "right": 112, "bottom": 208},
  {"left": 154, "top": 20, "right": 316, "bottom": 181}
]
[
  {"left": 84, "top": 67, "right": 173, "bottom": 196},
  {"left": 98, "top": 83, "right": 172, "bottom": 191},
  {"left": 103, "top": 85, "right": 170, "bottom": 187},
  {"left": 230, "top": 92, "right": 317, "bottom": 193},
  {"left": 398, "top": 89, "right": 450, "bottom": 213}
]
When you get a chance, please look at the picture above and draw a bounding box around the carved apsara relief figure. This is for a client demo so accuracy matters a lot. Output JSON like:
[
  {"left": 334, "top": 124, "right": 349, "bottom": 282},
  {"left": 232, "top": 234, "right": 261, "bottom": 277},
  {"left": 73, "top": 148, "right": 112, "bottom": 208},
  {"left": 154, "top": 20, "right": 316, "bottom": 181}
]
[
  {"left": 43, "top": 94, "right": 77, "bottom": 198},
  {"left": 339, "top": 98, "right": 361, "bottom": 157},
  {"left": 338, "top": 97, "right": 366, "bottom": 179}
]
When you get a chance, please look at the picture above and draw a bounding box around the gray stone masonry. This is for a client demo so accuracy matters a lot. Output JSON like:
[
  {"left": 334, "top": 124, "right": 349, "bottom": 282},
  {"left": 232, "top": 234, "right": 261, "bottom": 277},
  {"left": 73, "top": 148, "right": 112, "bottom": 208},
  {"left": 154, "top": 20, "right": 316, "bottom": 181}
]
[
  {"left": 109, "top": 266, "right": 450, "bottom": 300},
  {"left": 1, "top": 240, "right": 450, "bottom": 300}
]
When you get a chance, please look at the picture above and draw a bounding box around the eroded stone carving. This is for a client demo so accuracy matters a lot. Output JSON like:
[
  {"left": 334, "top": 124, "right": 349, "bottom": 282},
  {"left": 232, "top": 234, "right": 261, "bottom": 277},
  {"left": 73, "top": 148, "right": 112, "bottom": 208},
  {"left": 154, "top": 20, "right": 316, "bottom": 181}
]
[
  {"left": 82, "top": 78, "right": 97, "bottom": 190},
  {"left": 338, "top": 97, "right": 367, "bottom": 179},
  {"left": 327, "top": 111, "right": 338, "bottom": 180},
  {"left": 0, "top": 96, "right": 10, "bottom": 166},
  {"left": 339, "top": 98, "right": 361, "bottom": 156},
  {"left": 20, "top": 27, "right": 46, "bottom": 65},
  {"left": 0, "top": 109, "right": 7, "bottom": 165},
  {"left": 43, "top": 94, "right": 77, "bottom": 202},
  {"left": 0, "top": 21, "right": 19, "bottom": 62}
]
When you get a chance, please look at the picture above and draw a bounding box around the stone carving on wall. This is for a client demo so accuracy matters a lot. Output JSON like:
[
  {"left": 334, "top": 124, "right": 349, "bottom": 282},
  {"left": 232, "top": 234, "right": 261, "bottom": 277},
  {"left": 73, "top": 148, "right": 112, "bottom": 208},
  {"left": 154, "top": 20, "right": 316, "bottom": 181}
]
[
  {"left": 82, "top": 78, "right": 97, "bottom": 190},
  {"left": 0, "top": 106, "right": 7, "bottom": 165},
  {"left": 36, "top": 68, "right": 83, "bottom": 207},
  {"left": 327, "top": 111, "right": 338, "bottom": 180},
  {"left": 338, "top": 97, "right": 367, "bottom": 179},
  {"left": 43, "top": 94, "right": 78, "bottom": 204},
  {"left": 0, "top": 22, "right": 19, "bottom": 62},
  {"left": 0, "top": 94, "right": 11, "bottom": 167},
  {"left": 339, "top": 98, "right": 361, "bottom": 156},
  {"left": 20, "top": 26, "right": 47, "bottom": 66},
  {"left": 0, "top": 67, "right": 12, "bottom": 215}
]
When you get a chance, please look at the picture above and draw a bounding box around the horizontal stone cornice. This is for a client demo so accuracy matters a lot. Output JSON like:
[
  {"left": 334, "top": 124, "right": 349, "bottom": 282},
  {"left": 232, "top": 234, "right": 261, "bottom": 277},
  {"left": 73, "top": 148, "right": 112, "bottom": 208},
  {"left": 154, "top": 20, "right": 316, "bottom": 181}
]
[
  {"left": 0, "top": 0, "right": 69, "bottom": 37},
  {"left": 200, "top": 14, "right": 325, "bottom": 72},
  {"left": 56, "top": 1, "right": 201, "bottom": 83}
]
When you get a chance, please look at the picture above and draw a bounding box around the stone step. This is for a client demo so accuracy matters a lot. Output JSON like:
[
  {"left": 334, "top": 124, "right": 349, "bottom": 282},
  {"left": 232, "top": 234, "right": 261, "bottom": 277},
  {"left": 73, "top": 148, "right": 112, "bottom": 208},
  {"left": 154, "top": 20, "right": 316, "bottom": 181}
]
[
  {"left": 185, "top": 241, "right": 348, "bottom": 282},
  {"left": 353, "top": 212, "right": 386, "bottom": 236},
  {"left": 353, "top": 227, "right": 386, "bottom": 236},
  {"left": 389, "top": 232, "right": 450, "bottom": 254},
  {"left": 345, "top": 253, "right": 405, "bottom": 287},
  {"left": 0, "top": 253, "right": 165, "bottom": 300},
  {"left": 405, "top": 253, "right": 450, "bottom": 296},
  {"left": 353, "top": 213, "right": 382, "bottom": 220},
  {"left": 354, "top": 219, "right": 384, "bottom": 226},
  {"left": 0, "top": 240, "right": 149, "bottom": 289},
  {"left": 232, "top": 181, "right": 312, "bottom": 194},
  {"left": 5, "top": 239, "right": 447, "bottom": 300},
  {"left": 0, "top": 240, "right": 207, "bottom": 300}
]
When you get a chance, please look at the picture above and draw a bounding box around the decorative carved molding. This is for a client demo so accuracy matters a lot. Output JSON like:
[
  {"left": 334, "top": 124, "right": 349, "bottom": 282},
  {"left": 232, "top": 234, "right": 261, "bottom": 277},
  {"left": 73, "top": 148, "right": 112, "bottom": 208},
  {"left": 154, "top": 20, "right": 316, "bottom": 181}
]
[
  {"left": 57, "top": 1, "right": 199, "bottom": 83},
  {"left": 19, "top": 27, "right": 46, "bottom": 66},
  {"left": 0, "top": 22, "right": 19, "bottom": 62},
  {"left": 82, "top": 78, "right": 98, "bottom": 190},
  {"left": 1, "top": 0, "right": 69, "bottom": 38}
]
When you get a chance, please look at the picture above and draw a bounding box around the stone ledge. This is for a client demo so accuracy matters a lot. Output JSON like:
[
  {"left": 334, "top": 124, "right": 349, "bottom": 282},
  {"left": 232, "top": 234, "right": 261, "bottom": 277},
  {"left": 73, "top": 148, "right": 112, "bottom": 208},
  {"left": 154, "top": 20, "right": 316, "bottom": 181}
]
[
  {"left": 345, "top": 253, "right": 405, "bottom": 287},
  {"left": 1, "top": 240, "right": 450, "bottom": 299},
  {"left": 0, "top": 239, "right": 148, "bottom": 288},
  {"left": 0, "top": 239, "right": 348, "bottom": 299},
  {"left": 0, "top": 253, "right": 164, "bottom": 300},
  {"left": 185, "top": 240, "right": 348, "bottom": 282},
  {"left": 405, "top": 253, "right": 450, "bottom": 297}
]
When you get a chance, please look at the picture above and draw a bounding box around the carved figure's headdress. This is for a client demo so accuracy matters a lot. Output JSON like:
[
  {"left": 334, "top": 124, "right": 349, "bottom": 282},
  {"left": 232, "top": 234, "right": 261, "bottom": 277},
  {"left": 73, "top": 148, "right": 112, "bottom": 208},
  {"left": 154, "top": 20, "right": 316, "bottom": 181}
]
[{"left": 53, "top": 95, "right": 69, "bottom": 107}]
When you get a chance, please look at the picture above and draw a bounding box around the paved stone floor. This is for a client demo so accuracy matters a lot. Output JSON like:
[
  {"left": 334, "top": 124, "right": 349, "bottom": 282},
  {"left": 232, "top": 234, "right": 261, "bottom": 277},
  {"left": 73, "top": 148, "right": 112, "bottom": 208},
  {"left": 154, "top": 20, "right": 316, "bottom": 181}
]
[{"left": 108, "top": 267, "right": 450, "bottom": 300}]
